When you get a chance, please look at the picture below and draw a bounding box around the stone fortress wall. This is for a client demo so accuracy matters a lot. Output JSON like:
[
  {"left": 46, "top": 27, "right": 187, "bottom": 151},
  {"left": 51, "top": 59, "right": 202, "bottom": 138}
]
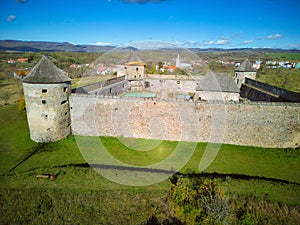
[
  {"left": 69, "top": 94, "right": 300, "bottom": 148},
  {"left": 23, "top": 56, "right": 300, "bottom": 147}
]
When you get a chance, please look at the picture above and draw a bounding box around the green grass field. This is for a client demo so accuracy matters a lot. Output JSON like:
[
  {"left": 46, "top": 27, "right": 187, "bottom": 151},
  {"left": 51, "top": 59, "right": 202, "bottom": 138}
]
[
  {"left": 265, "top": 53, "right": 300, "bottom": 61},
  {"left": 0, "top": 104, "right": 299, "bottom": 224},
  {"left": 0, "top": 79, "right": 23, "bottom": 106}
]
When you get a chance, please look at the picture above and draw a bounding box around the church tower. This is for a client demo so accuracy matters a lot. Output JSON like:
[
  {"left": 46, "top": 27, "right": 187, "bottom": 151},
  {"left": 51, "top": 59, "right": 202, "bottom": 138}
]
[
  {"left": 22, "top": 56, "right": 71, "bottom": 142},
  {"left": 234, "top": 58, "right": 257, "bottom": 89},
  {"left": 176, "top": 54, "right": 180, "bottom": 67}
]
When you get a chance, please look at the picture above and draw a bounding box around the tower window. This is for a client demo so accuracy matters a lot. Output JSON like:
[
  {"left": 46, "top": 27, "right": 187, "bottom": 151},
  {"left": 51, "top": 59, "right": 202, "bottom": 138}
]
[
  {"left": 45, "top": 114, "right": 48, "bottom": 118},
  {"left": 42, "top": 100, "right": 46, "bottom": 104},
  {"left": 136, "top": 68, "right": 139, "bottom": 71},
  {"left": 65, "top": 112, "right": 68, "bottom": 115},
  {"left": 42, "top": 89, "right": 47, "bottom": 93},
  {"left": 63, "top": 87, "right": 68, "bottom": 93},
  {"left": 61, "top": 100, "right": 68, "bottom": 105}
]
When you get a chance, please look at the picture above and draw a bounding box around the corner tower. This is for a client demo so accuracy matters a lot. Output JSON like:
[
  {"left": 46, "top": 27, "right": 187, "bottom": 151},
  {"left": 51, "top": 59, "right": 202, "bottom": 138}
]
[
  {"left": 120, "top": 50, "right": 145, "bottom": 90},
  {"left": 22, "top": 56, "right": 71, "bottom": 142},
  {"left": 234, "top": 58, "right": 257, "bottom": 89}
]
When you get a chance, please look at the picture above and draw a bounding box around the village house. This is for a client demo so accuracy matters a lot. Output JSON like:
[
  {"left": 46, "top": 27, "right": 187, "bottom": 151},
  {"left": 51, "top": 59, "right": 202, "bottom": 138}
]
[
  {"left": 7, "top": 59, "right": 16, "bottom": 64},
  {"left": 17, "top": 58, "right": 28, "bottom": 63}
]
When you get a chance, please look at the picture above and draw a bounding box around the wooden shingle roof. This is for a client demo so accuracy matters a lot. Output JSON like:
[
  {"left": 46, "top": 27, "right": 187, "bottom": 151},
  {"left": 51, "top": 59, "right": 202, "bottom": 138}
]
[
  {"left": 119, "top": 50, "right": 144, "bottom": 65},
  {"left": 196, "top": 72, "right": 240, "bottom": 93},
  {"left": 22, "top": 56, "right": 71, "bottom": 84},
  {"left": 235, "top": 58, "right": 256, "bottom": 72}
]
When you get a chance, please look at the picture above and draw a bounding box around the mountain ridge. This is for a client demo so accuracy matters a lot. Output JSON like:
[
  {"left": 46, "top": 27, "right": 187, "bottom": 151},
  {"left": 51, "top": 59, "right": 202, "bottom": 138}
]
[{"left": 1, "top": 40, "right": 299, "bottom": 53}]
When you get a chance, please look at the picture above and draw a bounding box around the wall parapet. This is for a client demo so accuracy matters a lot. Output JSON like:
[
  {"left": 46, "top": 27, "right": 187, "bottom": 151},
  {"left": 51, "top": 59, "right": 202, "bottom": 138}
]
[{"left": 70, "top": 93, "right": 300, "bottom": 107}]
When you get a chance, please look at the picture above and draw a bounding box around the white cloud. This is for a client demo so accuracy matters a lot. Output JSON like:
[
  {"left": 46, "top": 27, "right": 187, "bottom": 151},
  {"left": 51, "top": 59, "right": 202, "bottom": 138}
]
[
  {"left": 256, "top": 36, "right": 264, "bottom": 40},
  {"left": 215, "top": 39, "right": 228, "bottom": 45},
  {"left": 6, "top": 15, "right": 16, "bottom": 22},
  {"left": 204, "top": 39, "right": 229, "bottom": 46},
  {"left": 267, "top": 33, "right": 282, "bottom": 40},
  {"left": 167, "top": 40, "right": 199, "bottom": 48},
  {"left": 183, "top": 40, "right": 199, "bottom": 46},
  {"left": 242, "top": 40, "right": 253, "bottom": 44},
  {"left": 204, "top": 41, "right": 215, "bottom": 45},
  {"left": 171, "top": 41, "right": 182, "bottom": 46},
  {"left": 94, "top": 41, "right": 113, "bottom": 46}
]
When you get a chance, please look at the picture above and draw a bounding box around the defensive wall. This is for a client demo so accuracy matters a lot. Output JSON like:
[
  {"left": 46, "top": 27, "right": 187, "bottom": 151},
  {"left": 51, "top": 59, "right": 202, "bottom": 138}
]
[
  {"left": 72, "top": 76, "right": 128, "bottom": 95},
  {"left": 241, "top": 78, "right": 300, "bottom": 102},
  {"left": 69, "top": 94, "right": 300, "bottom": 148}
]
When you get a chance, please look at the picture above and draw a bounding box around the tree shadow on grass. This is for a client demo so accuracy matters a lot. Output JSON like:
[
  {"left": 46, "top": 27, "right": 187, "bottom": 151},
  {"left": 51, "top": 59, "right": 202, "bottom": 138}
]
[
  {"left": 9, "top": 143, "right": 57, "bottom": 172},
  {"left": 51, "top": 163, "right": 300, "bottom": 185}
]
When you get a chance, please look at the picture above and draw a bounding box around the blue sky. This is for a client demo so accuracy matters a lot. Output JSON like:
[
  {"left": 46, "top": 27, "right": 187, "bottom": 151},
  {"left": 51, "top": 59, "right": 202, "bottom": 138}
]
[{"left": 0, "top": 0, "right": 300, "bottom": 49}]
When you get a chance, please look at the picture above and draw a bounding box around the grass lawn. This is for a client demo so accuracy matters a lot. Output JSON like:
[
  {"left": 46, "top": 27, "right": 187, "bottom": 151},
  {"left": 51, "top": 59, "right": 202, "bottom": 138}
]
[
  {"left": 0, "top": 104, "right": 299, "bottom": 224},
  {"left": 0, "top": 79, "right": 22, "bottom": 106},
  {"left": 71, "top": 75, "right": 112, "bottom": 88},
  {"left": 265, "top": 53, "right": 300, "bottom": 61}
]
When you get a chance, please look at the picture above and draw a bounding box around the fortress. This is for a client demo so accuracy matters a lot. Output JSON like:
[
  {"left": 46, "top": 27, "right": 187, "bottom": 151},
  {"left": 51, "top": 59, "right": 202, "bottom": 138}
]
[{"left": 22, "top": 55, "right": 300, "bottom": 148}]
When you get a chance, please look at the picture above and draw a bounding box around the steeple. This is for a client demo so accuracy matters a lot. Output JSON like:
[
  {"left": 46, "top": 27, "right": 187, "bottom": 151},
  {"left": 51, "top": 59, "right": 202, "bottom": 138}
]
[{"left": 176, "top": 54, "right": 180, "bottom": 67}]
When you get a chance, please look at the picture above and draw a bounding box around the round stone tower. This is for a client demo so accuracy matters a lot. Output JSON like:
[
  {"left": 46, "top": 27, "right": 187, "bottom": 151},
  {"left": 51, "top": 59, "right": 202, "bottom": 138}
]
[{"left": 22, "top": 56, "right": 71, "bottom": 142}]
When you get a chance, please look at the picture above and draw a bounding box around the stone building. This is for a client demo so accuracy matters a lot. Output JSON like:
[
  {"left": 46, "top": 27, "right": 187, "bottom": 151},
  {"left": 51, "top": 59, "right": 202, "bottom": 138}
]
[
  {"left": 195, "top": 72, "right": 240, "bottom": 101},
  {"left": 234, "top": 58, "right": 256, "bottom": 89},
  {"left": 22, "top": 56, "right": 71, "bottom": 142},
  {"left": 118, "top": 50, "right": 145, "bottom": 90}
]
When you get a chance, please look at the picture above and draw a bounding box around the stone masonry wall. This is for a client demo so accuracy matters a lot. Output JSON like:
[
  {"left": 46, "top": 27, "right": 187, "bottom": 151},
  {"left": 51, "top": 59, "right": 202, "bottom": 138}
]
[
  {"left": 24, "top": 83, "right": 71, "bottom": 142},
  {"left": 70, "top": 94, "right": 300, "bottom": 148}
]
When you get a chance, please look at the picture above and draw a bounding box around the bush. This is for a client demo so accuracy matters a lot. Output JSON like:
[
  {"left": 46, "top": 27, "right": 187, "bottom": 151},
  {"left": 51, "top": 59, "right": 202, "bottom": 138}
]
[
  {"left": 169, "top": 176, "right": 232, "bottom": 224},
  {"left": 18, "top": 94, "right": 26, "bottom": 111}
]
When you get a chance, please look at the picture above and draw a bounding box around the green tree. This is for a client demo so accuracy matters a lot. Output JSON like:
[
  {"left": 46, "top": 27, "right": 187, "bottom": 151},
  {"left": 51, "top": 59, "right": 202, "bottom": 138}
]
[
  {"left": 1, "top": 92, "right": 10, "bottom": 105},
  {"left": 18, "top": 94, "right": 26, "bottom": 111},
  {"left": 158, "top": 62, "right": 163, "bottom": 70},
  {"left": 169, "top": 176, "right": 231, "bottom": 224}
]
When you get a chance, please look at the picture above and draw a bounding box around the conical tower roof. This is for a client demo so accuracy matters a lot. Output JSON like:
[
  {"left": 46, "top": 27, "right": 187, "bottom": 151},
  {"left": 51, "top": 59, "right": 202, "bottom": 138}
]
[
  {"left": 119, "top": 50, "right": 143, "bottom": 64},
  {"left": 235, "top": 58, "right": 256, "bottom": 72},
  {"left": 22, "top": 56, "right": 71, "bottom": 84}
]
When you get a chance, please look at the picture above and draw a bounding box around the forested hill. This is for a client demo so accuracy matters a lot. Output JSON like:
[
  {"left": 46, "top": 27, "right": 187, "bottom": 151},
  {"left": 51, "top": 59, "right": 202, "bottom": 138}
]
[{"left": 0, "top": 40, "right": 115, "bottom": 52}]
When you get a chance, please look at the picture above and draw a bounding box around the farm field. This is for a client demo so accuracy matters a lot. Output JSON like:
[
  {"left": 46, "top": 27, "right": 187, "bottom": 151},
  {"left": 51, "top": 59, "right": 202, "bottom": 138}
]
[
  {"left": 265, "top": 53, "right": 300, "bottom": 61},
  {"left": 0, "top": 104, "right": 299, "bottom": 224}
]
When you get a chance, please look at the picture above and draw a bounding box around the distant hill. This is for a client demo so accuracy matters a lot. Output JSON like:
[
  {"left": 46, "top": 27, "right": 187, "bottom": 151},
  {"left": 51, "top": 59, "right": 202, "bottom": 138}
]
[
  {"left": 188, "top": 47, "right": 300, "bottom": 53},
  {"left": 0, "top": 40, "right": 115, "bottom": 52},
  {"left": 0, "top": 40, "right": 299, "bottom": 53}
]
